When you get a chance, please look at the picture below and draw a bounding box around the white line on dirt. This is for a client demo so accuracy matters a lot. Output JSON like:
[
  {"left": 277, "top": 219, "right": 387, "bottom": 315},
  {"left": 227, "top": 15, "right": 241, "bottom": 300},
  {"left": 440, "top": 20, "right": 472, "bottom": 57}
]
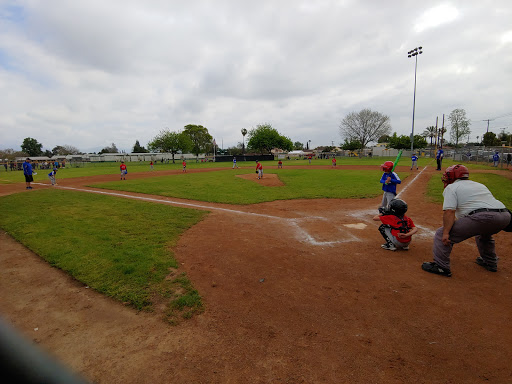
[{"left": 33, "top": 168, "right": 430, "bottom": 246}]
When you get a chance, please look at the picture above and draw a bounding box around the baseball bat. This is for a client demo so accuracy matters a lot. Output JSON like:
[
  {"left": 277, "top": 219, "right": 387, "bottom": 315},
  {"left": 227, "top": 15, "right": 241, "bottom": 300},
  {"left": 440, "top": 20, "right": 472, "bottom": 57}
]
[{"left": 391, "top": 150, "right": 403, "bottom": 173}]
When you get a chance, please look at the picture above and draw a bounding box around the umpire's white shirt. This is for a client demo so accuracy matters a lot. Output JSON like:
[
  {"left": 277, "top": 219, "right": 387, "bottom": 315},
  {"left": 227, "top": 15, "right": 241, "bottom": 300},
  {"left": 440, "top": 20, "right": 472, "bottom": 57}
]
[{"left": 443, "top": 180, "right": 505, "bottom": 219}]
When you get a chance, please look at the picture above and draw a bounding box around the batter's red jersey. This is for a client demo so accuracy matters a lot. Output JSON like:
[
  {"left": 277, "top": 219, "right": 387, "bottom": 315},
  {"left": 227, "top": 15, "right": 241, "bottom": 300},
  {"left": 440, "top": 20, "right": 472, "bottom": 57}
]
[{"left": 120, "top": 164, "right": 127, "bottom": 171}]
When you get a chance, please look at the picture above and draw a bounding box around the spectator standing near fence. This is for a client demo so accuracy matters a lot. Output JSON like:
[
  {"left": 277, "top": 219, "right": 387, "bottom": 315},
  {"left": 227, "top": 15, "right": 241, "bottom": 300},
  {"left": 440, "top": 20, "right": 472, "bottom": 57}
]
[
  {"left": 493, "top": 151, "right": 499, "bottom": 167},
  {"left": 507, "top": 153, "right": 511, "bottom": 168},
  {"left": 23, "top": 158, "right": 34, "bottom": 190}
]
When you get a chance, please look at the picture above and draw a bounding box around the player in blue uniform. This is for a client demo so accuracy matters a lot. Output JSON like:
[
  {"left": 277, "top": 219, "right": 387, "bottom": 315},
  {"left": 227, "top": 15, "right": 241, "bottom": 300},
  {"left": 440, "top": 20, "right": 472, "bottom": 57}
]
[
  {"left": 436, "top": 148, "right": 444, "bottom": 170},
  {"left": 23, "top": 158, "right": 34, "bottom": 190},
  {"left": 493, "top": 151, "right": 499, "bottom": 167},
  {"left": 411, "top": 153, "right": 418, "bottom": 170},
  {"left": 48, "top": 168, "right": 58, "bottom": 185},
  {"left": 379, "top": 161, "right": 401, "bottom": 210}
]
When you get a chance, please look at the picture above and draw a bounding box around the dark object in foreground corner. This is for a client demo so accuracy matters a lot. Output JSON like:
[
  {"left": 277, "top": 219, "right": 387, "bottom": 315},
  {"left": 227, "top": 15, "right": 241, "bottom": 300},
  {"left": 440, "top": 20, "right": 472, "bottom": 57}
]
[{"left": 0, "top": 316, "right": 90, "bottom": 384}]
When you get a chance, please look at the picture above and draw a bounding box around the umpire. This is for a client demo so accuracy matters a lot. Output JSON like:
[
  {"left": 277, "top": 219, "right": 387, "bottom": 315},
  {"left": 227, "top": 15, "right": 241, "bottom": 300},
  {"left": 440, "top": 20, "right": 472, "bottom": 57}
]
[{"left": 422, "top": 164, "right": 511, "bottom": 277}]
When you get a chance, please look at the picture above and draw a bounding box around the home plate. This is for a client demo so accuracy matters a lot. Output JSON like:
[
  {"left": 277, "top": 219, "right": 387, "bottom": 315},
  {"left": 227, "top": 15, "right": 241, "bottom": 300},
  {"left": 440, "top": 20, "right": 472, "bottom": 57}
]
[{"left": 343, "top": 223, "right": 367, "bottom": 229}]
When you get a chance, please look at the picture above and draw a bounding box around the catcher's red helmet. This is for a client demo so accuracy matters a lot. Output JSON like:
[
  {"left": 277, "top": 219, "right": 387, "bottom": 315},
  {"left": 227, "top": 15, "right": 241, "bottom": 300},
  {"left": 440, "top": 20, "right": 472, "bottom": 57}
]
[
  {"left": 442, "top": 164, "right": 469, "bottom": 188},
  {"left": 381, "top": 161, "right": 394, "bottom": 172}
]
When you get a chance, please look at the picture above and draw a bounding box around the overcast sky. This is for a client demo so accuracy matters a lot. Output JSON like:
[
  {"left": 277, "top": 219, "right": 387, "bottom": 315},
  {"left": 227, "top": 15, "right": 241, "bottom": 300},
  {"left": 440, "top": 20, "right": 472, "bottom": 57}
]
[{"left": 1, "top": 0, "right": 511, "bottom": 153}]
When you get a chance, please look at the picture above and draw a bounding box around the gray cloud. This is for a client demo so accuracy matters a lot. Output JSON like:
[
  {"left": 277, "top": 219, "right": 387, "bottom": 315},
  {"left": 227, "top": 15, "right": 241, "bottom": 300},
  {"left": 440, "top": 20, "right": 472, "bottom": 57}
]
[{"left": 1, "top": 0, "right": 511, "bottom": 153}]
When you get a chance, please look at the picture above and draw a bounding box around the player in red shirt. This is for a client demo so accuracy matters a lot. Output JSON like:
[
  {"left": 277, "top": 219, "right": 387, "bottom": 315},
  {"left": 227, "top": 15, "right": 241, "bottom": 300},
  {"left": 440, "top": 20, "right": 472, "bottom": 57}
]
[
  {"left": 256, "top": 160, "right": 263, "bottom": 179},
  {"left": 182, "top": 160, "right": 187, "bottom": 173},
  {"left": 120, "top": 161, "right": 127, "bottom": 180},
  {"left": 373, "top": 199, "right": 417, "bottom": 251},
  {"left": 332, "top": 157, "right": 336, "bottom": 167}
]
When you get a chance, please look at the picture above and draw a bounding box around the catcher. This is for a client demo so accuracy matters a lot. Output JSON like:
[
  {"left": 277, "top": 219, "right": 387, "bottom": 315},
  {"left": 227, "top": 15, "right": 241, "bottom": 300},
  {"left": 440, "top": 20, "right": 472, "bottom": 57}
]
[{"left": 373, "top": 199, "right": 418, "bottom": 251}]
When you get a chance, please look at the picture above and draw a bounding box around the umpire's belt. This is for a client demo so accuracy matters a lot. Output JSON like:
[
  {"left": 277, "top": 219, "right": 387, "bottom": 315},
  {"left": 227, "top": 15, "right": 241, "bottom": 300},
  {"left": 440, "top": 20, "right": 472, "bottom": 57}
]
[{"left": 468, "top": 208, "right": 508, "bottom": 216}]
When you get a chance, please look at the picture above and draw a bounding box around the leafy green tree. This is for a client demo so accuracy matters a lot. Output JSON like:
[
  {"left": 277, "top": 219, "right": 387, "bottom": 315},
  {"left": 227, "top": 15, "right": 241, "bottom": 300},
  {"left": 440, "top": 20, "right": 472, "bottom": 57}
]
[
  {"left": 341, "top": 138, "right": 362, "bottom": 151},
  {"left": 226, "top": 143, "right": 243, "bottom": 156},
  {"left": 498, "top": 131, "right": 512, "bottom": 146},
  {"left": 482, "top": 132, "right": 501, "bottom": 147},
  {"left": 52, "top": 145, "right": 81, "bottom": 155},
  {"left": 339, "top": 109, "right": 392, "bottom": 151},
  {"left": 99, "top": 143, "right": 119, "bottom": 154},
  {"left": 21, "top": 137, "right": 43, "bottom": 157},
  {"left": 388, "top": 133, "right": 427, "bottom": 150},
  {"left": 183, "top": 124, "right": 213, "bottom": 160},
  {"left": 448, "top": 108, "right": 471, "bottom": 148},
  {"left": 247, "top": 123, "right": 293, "bottom": 154},
  {"left": 148, "top": 130, "right": 192, "bottom": 163},
  {"left": 378, "top": 134, "right": 391, "bottom": 143},
  {"left": 293, "top": 141, "right": 304, "bottom": 150},
  {"left": 132, "top": 140, "right": 149, "bottom": 153}
]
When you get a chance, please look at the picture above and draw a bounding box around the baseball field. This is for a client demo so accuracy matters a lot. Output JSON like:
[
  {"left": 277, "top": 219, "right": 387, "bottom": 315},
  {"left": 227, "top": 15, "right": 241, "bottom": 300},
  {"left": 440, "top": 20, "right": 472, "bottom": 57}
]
[{"left": 0, "top": 158, "right": 511, "bottom": 383}]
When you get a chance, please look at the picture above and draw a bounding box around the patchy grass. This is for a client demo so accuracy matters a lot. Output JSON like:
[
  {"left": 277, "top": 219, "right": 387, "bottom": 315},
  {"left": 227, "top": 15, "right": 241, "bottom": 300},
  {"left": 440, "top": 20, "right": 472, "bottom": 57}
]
[{"left": 0, "top": 189, "right": 207, "bottom": 323}]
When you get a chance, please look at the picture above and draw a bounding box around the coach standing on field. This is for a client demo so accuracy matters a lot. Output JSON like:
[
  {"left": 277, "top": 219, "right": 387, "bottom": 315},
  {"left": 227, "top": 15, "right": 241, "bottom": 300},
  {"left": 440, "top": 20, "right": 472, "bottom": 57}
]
[
  {"left": 422, "top": 164, "right": 511, "bottom": 277},
  {"left": 23, "top": 158, "right": 34, "bottom": 190}
]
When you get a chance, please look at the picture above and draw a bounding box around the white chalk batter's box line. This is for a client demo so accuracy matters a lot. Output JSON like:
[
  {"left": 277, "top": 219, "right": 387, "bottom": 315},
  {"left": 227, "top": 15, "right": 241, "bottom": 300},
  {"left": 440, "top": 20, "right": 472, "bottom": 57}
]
[{"left": 32, "top": 167, "right": 431, "bottom": 246}]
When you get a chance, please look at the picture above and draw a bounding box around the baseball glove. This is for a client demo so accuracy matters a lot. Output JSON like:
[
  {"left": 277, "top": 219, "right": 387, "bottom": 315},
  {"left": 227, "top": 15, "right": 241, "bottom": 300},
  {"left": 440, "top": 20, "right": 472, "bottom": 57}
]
[{"left": 255, "top": 170, "right": 258, "bottom": 174}]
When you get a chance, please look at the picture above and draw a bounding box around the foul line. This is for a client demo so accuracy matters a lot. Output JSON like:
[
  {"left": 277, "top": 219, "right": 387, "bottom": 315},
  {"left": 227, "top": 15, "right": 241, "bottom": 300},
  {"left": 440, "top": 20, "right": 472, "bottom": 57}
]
[{"left": 32, "top": 168, "right": 427, "bottom": 246}]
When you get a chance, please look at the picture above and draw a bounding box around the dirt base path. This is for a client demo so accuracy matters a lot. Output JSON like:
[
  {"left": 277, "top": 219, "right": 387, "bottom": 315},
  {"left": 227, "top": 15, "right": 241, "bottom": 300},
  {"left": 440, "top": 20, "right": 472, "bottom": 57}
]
[{"left": 1, "top": 166, "right": 511, "bottom": 383}]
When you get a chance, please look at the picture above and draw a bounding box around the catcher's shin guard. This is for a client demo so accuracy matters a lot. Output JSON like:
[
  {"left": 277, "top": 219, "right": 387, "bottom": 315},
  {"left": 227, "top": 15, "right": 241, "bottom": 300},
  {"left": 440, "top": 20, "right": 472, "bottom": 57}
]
[{"left": 378, "top": 224, "right": 394, "bottom": 244}]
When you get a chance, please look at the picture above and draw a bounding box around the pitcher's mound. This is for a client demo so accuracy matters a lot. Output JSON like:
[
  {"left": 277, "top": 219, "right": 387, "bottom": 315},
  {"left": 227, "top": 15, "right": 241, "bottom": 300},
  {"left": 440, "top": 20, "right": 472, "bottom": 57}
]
[{"left": 236, "top": 173, "right": 284, "bottom": 187}]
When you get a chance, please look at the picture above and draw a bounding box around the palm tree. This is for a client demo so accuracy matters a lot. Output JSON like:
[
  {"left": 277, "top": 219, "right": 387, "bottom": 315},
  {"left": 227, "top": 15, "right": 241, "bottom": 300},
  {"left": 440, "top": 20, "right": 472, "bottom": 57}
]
[
  {"left": 241, "top": 128, "right": 248, "bottom": 154},
  {"left": 422, "top": 126, "right": 436, "bottom": 147}
]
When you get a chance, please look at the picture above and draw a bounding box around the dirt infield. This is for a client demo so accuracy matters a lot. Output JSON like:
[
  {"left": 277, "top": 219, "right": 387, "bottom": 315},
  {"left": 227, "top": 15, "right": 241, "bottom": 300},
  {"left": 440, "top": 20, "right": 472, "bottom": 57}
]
[{"left": 1, "top": 166, "right": 511, "bottom": 383}]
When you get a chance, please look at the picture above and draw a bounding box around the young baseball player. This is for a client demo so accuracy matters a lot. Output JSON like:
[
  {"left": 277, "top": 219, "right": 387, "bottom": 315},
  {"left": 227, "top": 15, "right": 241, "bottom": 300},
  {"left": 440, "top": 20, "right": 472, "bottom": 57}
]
[
  {"left": 182, "top": 159, "right": 187, "bottom": 172},
  {"left": 278, "top": 160, "right": 283, "bottom": 168},
  {"left": 332, "top": 157, "right": 337, "bottom": 167},
  {"left": 48, "top": 168, "right": 57, "bottom": 186},
  {"left": 373, "top": 199, "right": 418, "bottom": 251},
  {"left": 379, "top": 161, "right": 401, "bottom": 210},
  {"left": 411, "top": 153, "right": 418, "bottom": 170},
  {"left": 150, "top": 161, "right": 154, "bottom": 170},
  {"left": 256, "top": 160, "right": 263, "bottom": 179},
  {"left": 232, "top": 156, "right": 239, "bottom": 169},
  {"left": 120, "top": 161, "right": 127, "bottom": 180}
]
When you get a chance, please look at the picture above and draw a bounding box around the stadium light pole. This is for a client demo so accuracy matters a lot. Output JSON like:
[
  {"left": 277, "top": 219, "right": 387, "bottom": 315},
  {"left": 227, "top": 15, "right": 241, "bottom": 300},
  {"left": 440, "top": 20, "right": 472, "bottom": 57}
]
[{"left": 408, "top": 46, "right": 423, "bottom": 153}]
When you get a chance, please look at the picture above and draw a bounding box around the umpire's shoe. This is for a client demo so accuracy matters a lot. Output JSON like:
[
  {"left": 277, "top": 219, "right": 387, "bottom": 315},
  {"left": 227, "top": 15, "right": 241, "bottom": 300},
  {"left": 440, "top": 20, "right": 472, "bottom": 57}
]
[
  {"left": 475, "top": 257, "right": 497, "bottom": 272},
  {"left": 421, "top": 262, "right": 452, "bottom": 277}
]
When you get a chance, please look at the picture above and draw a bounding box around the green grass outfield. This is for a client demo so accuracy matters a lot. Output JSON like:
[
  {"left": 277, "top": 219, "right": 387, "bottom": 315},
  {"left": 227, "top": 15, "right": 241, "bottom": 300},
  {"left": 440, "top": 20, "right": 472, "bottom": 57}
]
[
  {"left": 0, "top": 190, "right": 207, "bottom": 324},
  {"left": 2, "top": 155, "right": 502, "bottom": 185},
  {"left": 91, "top": 168, "right": 393, "bottom": 204}
]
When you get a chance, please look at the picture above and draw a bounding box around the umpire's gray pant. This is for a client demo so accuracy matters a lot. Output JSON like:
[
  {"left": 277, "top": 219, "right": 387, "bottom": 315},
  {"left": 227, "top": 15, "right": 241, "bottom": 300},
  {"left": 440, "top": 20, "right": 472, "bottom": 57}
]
[{"left": 433, "top": 211, "right": 511, "bottom": 270}]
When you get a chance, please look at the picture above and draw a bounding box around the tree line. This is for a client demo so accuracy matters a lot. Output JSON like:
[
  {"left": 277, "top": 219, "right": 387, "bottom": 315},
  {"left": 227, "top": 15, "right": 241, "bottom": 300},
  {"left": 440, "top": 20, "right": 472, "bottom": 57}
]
[{"left": 3, "top": 109, "right": 510, "bottom": 161}]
